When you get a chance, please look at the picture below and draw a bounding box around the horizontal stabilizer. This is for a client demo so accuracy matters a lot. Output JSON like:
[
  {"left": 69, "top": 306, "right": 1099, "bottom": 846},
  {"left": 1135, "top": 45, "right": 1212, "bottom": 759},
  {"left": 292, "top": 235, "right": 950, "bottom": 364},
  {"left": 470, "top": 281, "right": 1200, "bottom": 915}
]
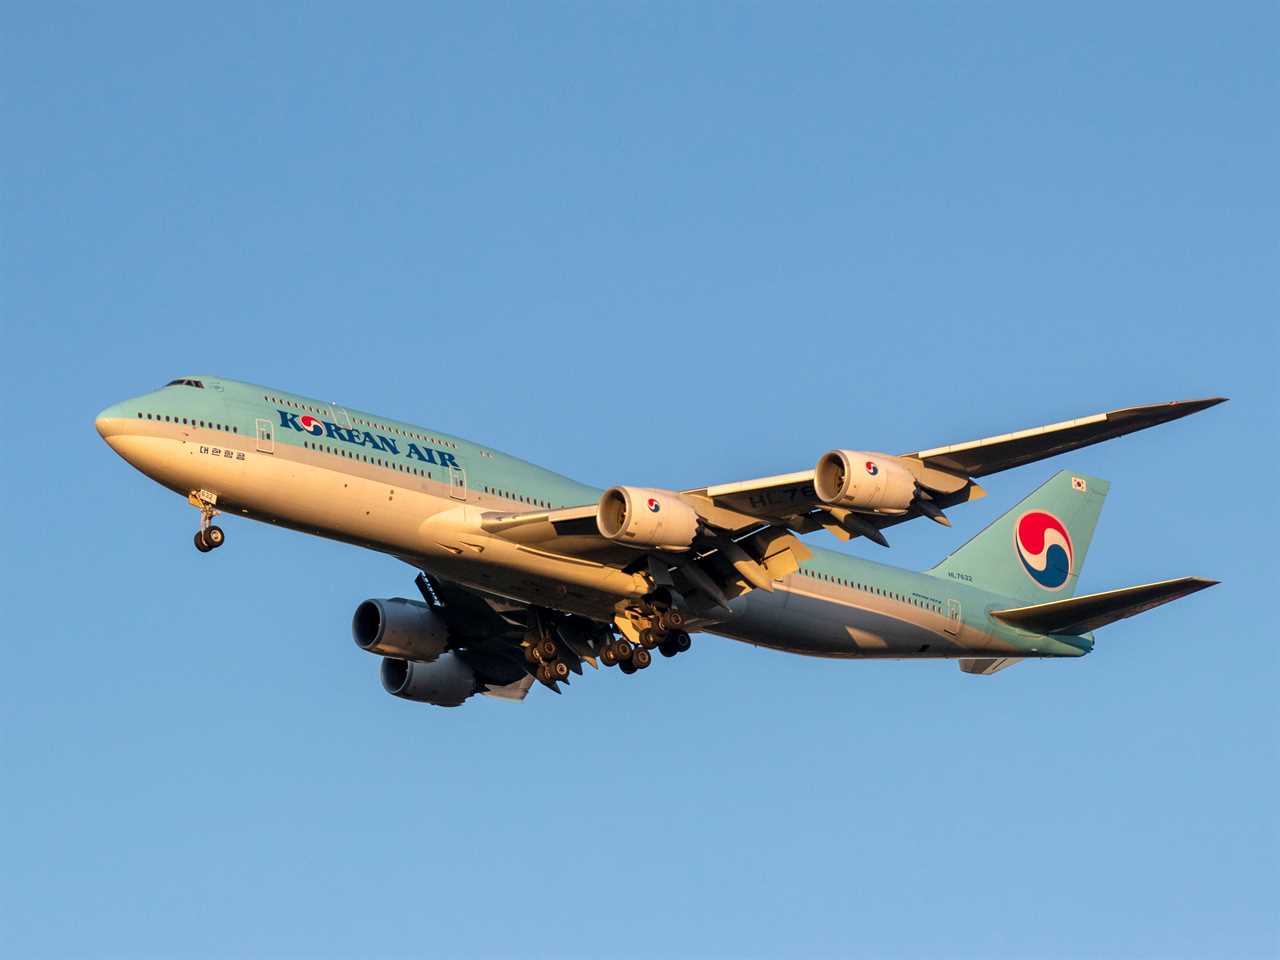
[{"left": 990, "top": 577, "right": 1218, "bottom": 636}]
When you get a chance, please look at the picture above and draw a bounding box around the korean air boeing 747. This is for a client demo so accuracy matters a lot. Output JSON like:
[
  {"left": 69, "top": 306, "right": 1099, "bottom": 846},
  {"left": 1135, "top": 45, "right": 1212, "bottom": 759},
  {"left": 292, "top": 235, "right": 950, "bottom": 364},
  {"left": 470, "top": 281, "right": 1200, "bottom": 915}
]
[{"left": 95, "top": 378, "right": 1222, "bottom": 707}]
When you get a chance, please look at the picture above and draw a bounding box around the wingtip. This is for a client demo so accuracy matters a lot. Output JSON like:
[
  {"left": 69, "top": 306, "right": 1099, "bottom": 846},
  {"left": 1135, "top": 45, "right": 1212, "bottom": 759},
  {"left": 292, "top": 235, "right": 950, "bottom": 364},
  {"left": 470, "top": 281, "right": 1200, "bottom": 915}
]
[
  {"left": 1178, "top": 396, "right": 1229, "bottom": 412},
  {"left": 1109, "top": 396, "right": 1228, "bottom": 423},
  {"left": 1179, "top": 576, "right": 1221, "bottom": 594}
]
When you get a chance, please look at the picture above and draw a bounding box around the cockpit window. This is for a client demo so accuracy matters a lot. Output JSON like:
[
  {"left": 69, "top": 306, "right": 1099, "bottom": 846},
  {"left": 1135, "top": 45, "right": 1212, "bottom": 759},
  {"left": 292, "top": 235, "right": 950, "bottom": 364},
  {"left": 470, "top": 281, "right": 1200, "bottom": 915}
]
[{"left": 165, "top": 378, "right": 205, "bottom": 388}]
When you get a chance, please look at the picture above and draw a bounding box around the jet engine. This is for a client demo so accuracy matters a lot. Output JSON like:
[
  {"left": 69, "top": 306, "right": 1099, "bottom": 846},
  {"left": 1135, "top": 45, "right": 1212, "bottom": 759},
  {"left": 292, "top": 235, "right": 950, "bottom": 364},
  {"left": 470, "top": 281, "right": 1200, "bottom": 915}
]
[
  {"left": 814, "top": 450, "right": 917, "bottom": 514},
  {"left": 380, "top": 653, "right": 478, "bottom": 708},
  {"left": 596, "top": 486, "right": 699, "bottom": 551},
  {"left": 352, "top": 598, "right": 450, "bottom": 661}
]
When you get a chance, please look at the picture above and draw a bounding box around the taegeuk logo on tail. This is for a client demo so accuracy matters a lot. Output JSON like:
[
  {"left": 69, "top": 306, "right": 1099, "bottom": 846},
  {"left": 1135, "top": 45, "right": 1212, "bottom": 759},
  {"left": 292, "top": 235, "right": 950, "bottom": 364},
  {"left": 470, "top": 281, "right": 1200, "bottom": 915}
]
[{"left": 1014, "top": 510, "right": 1074, "bottom": 591}]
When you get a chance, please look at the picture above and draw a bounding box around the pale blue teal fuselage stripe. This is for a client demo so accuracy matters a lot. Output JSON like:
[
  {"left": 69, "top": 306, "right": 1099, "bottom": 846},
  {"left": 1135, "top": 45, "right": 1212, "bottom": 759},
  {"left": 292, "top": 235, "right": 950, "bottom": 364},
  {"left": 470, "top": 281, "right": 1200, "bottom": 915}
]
[{"left": 95, "top": 375, "right": 1092, "bottom": 662}]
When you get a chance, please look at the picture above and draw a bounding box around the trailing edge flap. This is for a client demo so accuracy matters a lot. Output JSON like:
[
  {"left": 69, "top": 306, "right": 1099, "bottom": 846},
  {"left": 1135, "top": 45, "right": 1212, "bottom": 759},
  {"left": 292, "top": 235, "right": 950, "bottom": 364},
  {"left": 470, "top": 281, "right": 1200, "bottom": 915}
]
[
  {"left": 683, "top": 471, "right": 984, "bottom": 534},
  {"left": 959, "top": 657, "right": 1023, "bottom": 676},
  {"left": 990, "top": 577, "right": 1218, "bottom": 636}
]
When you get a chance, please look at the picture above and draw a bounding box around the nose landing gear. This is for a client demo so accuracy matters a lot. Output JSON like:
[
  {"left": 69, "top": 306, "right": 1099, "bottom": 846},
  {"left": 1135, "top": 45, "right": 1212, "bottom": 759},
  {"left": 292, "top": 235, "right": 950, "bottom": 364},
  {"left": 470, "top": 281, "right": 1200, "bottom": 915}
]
[
  {"left": 188, "top": 491, "right": 225, "bottom": 552},
  {"left": 194, "top": 526, "right": 225, "bottom": 552}
]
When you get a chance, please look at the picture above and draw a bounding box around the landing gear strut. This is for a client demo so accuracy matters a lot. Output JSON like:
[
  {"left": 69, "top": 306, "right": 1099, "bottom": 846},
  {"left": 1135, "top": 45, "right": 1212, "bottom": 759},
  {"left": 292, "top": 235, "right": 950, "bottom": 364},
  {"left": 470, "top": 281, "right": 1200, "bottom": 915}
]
[{"left": 189, "top": 491, "right": 225, "bottom": 552}]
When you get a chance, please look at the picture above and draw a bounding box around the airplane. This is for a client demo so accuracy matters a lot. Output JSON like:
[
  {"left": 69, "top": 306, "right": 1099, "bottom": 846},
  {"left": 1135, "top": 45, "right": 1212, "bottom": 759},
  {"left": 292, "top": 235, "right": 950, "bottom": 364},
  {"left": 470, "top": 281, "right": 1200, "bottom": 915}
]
[{"left": 95, "top": 377, "right": 1223, "bottom": 706}]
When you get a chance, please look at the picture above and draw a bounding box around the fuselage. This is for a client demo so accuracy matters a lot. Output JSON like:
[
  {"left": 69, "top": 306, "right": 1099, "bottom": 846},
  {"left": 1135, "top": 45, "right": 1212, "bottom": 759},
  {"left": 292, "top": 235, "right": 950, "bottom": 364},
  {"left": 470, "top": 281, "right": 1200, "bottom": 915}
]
[{"left": 95, "top": 375, "right": 1090, "bottom": 664}]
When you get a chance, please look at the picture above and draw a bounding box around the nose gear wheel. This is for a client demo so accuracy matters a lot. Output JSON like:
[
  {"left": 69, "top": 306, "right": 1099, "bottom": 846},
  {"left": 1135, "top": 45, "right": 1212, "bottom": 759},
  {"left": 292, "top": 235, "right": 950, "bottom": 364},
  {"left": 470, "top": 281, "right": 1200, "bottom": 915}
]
[{"left": 188, "top": 491, "right": 225, "bottom": 552}]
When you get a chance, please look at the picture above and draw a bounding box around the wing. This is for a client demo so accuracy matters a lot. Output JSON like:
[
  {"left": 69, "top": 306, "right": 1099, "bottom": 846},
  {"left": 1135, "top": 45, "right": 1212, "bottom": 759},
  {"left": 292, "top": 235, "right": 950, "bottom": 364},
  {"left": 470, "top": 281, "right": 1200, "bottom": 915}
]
[
  {"left": 685, "top": 397, "right": 1226, "bottom": 542},
  {"left": 471, "top": 398, "right": 1223, "bottom": 614},
  {"left": 906, "top": 397, "right": 1227, "bottom": 477}
]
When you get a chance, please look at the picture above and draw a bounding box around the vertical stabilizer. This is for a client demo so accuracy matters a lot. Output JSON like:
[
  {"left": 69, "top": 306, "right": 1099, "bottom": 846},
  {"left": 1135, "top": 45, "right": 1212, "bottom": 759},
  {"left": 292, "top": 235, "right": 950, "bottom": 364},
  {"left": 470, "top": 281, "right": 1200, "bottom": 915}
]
[{"left": 926, "top": 470, "right": 1108, "bottom": 601}]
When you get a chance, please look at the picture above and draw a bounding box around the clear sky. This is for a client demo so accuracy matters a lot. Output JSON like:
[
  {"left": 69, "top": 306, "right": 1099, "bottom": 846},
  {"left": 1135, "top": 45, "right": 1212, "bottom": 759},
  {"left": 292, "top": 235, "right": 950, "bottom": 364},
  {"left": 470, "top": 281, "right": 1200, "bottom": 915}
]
[{"left": 3, "top": 4, "right": 1276, "bottom": 958}]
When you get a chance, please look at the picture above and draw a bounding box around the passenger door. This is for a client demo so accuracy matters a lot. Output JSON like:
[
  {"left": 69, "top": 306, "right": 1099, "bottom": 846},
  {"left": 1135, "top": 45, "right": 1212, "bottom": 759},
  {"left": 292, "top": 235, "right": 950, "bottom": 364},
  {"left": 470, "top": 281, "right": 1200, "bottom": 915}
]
[
  {"left": 449, "top": 465, "right": 467, "bottom": 501},
  {"left": 944, "top": 599, "right": 962, "bottom": 637},
  {"left": 255, "top": 418, "right": 274, "bottom": 454}
]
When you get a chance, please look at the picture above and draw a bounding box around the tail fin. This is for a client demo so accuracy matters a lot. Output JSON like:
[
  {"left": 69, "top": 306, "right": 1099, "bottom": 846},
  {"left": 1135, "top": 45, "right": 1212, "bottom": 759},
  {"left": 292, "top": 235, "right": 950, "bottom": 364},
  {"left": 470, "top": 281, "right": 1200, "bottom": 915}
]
[{"left": 926, "top": 469, "right": 1108, "bottom": 601}]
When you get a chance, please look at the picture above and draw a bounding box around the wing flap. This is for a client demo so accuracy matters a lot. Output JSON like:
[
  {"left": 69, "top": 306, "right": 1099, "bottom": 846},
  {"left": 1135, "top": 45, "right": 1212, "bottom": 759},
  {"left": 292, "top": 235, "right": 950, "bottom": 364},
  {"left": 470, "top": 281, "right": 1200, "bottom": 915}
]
[{"left": 990, "top": 577, "right": 1218, "bottom": 635}]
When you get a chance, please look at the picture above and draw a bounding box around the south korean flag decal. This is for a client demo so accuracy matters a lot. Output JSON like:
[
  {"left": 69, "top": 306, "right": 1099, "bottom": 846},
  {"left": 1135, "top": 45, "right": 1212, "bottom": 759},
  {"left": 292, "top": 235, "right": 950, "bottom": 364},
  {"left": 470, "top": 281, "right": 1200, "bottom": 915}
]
[{"left": 1071, "top": 476, "right": 1088, "bottom": 493}]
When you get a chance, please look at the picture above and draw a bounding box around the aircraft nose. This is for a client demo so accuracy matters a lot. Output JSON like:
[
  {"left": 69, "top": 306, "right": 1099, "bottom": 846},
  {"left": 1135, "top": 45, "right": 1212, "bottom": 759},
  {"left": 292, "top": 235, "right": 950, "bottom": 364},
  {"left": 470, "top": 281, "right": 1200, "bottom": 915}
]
[{"left": 95, "top": 401, "right": 131, "bottom": 439}]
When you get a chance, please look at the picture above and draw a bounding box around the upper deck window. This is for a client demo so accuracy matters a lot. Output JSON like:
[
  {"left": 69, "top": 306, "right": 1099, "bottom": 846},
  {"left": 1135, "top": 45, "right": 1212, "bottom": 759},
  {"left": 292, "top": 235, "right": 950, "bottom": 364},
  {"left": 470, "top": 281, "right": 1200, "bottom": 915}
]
[{"left": 165, "top": 378, "right": 205, "bottom": 388}]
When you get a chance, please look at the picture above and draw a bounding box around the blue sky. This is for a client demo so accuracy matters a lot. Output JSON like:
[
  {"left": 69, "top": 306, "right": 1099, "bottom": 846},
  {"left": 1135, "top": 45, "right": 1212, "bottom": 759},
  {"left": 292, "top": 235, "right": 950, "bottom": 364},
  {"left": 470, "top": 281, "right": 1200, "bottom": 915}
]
[{"left": 3, "top": 4, "right": 1276, "bottom": 957}]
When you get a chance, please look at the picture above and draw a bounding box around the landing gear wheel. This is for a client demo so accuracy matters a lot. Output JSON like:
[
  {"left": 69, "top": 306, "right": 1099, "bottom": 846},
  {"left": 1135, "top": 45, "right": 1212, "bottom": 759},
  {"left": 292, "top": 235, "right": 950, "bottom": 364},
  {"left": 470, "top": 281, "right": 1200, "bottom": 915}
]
[
  {"left": 638, "top": 628, "right": 660, "bottom": 650},
  {"left": 658, "top": 609, "right": 686, "bottom": 631},
  {"left": 536, "top": 637, "right": 558, "bottom": 661},
  {"left": 611, "top": 640, "right": 633, "bottom": 661},
  {"left": 659, "top": 631, "right": 691, "bottom": 658},
  {"left": 601, "top": 646, "right": 618, "bottom": 667},
  {"left": 619, "top": 659, "right": 637, "bottom": 675},
  {"left": 632, "top": 648, "right": 652, "bottom": 670},
  {"left": 549, "top": 661, "right": 570, "bottom": 682},
  {"left": 189, "top": 493, "right": 223, "bottom": 553}
]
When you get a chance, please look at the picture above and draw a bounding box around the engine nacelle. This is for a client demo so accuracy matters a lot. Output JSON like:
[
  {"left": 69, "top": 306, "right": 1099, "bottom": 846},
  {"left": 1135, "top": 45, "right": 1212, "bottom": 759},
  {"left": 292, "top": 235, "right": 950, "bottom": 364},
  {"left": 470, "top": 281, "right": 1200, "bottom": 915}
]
[
  {"left": 380, "top": 653, "right": 477, "bottom": 708},
  {"left": 352, "top": 598, "right": 450, "bottom": 661},
  {"left": 813, "top": 450, "right": 917, "bottom": 514},
  {"left": 596, "top": 486, "right": 699, "bottom": 551}
]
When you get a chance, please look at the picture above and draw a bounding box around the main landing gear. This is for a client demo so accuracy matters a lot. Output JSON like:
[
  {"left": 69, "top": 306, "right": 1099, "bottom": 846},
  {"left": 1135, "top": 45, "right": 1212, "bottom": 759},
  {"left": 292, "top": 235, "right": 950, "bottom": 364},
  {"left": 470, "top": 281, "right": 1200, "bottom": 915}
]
[
  {"left": 525, "top": 639, "right": 572, "bottom": 685},
  {"left": 189, "top": 491, "right": 225, "bottom": 553},
  {"left": 522, "top": 617, "right": 579, "bottom": 689},
  {"left": 605, "top": 599, "right": 693, "bottom": 677}
]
